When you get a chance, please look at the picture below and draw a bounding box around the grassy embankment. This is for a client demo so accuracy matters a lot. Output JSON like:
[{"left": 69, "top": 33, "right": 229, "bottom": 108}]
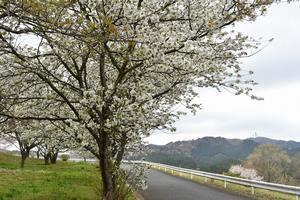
[
  {"left": 152, "top": 165, "right": 296, "bottom": 200},
  {"left": 0, "top": 152, "right": 135, "bottom": 200}
]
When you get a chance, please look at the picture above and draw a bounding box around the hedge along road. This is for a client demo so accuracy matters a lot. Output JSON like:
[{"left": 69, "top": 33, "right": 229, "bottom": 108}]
[{"left": 139, "top": 169, "right": 250, "bottom": 200}]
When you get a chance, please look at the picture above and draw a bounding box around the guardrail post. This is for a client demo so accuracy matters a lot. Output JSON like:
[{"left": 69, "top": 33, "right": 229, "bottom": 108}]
[
  {"left": 171, "top": 169, "right": 174, "bottom": 174},
  {"left": 251, "top": 186, "right": 255, "bottom": 196},
  {"left": 295, "top": 195, "right": 298, "bottom": 200},
  {"left": 224, "top": 181, "right": 227, "bottom": 188},
  {"left": 164, "top": 167, "right": 166, "bottom": 172},
  {"left": 205, "top": 177, "right": 208, "bottom": 182},
  {"left": 190, "top": 173, "right": 193, "bottom": 179}
]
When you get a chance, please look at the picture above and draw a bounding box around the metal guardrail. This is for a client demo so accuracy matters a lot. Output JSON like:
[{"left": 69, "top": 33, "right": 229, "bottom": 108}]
[{"left": 130, "top": 161, "right": 300, "bottom": 200}]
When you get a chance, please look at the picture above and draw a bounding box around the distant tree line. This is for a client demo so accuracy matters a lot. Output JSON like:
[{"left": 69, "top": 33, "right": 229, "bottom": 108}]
[{"left": 143, "top": 152, "right": 241, "bottom": 173}]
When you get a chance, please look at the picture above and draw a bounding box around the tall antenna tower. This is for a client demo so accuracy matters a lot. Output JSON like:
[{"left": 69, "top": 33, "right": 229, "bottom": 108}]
[{"left": 252, "top": 132, "right": 258, "bottom": 139}]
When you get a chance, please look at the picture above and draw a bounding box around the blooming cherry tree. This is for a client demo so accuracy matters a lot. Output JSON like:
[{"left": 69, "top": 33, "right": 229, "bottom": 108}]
[
  {"left": 0, "top": 0, "right": 277, "bottom": 199},
  {"left": 0, "top": 119, "right": 44, "bottom": 167},
  {"left": 35, "top": 123, "right": 69, "bottom": 164},
  {"left": 229, "top": 164, "right": 264, "bottom": 181}
]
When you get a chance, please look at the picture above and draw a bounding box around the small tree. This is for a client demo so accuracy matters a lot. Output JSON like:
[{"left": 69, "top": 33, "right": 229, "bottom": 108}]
[
  {"left": 37, "top": 131, "right": 68, "bottom": 165},
  {"left": 0, "top": 119, "right": 43, "bottom": 167},
  {"left": 77, "top": 147, "right": 96, "bottom": 162},
  {"left": 38, "top": 144, "right": 51, "bottom": 165}
]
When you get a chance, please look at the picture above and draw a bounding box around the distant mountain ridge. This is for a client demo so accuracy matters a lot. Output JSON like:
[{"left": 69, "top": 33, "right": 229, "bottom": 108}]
[
  {"left": 141, "top": 137, "right": 300, "bottom": 173},
  {"left": 250, "top": 137, "right": 300, "bottom": 150}
]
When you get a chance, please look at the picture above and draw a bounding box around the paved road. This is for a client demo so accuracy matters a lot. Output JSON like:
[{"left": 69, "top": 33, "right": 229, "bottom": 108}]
[{"left": 139, "top": 169, "right": 250, "bottom": 200}]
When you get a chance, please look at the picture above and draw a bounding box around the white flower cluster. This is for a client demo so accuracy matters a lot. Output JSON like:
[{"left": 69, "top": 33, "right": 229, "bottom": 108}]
[{"left": 229, "top": 165, "right": 264, "bottom": 181}]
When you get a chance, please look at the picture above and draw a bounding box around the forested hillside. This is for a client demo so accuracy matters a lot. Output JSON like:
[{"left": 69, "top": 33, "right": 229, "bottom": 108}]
[{"left": 138, "top": 137, "right": 300, "bottom": 173}]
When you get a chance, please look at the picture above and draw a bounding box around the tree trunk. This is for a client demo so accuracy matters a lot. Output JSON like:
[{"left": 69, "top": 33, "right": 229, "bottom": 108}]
[
  {"left": 36, "top": 149, "right": 40, "bottom": 159},
  {"left": 44, "top": 154, "right": 50, "bottom": 165},
  {"left": 98, "top": 132, "right": 114, "bottom": 200},
  {"left": 50, "top": 153, "right": 58, "bottom": 164},
  {"left": 21, "top": 154, "right": 27, "bottom": 168},
  {"left": 20, "top": 150, "right": 29, "bottom": 168},
  {"left": 99, "top": 158, "right": 114, "bottom": 200}
]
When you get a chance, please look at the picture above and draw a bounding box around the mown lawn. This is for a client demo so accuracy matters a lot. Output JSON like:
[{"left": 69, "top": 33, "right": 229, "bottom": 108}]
[{"left": 0, "top": 152, "right": 125, "bottom": 200}]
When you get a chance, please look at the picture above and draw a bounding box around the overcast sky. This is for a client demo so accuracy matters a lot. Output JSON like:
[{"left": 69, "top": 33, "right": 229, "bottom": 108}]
[{"left": 146, "top": 2, "right": 300, "bottom": 145}]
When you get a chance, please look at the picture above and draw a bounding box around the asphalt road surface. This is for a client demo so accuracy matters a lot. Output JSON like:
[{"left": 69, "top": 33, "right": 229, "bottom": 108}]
[{"left": 140, "top": 169, "right": 250, "bottom": 200}]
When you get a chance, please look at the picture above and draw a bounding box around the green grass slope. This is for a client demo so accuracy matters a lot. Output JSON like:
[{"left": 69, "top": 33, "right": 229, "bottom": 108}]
[{"left": 0, "top": 152, "right": 101, "bottom": 200}]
